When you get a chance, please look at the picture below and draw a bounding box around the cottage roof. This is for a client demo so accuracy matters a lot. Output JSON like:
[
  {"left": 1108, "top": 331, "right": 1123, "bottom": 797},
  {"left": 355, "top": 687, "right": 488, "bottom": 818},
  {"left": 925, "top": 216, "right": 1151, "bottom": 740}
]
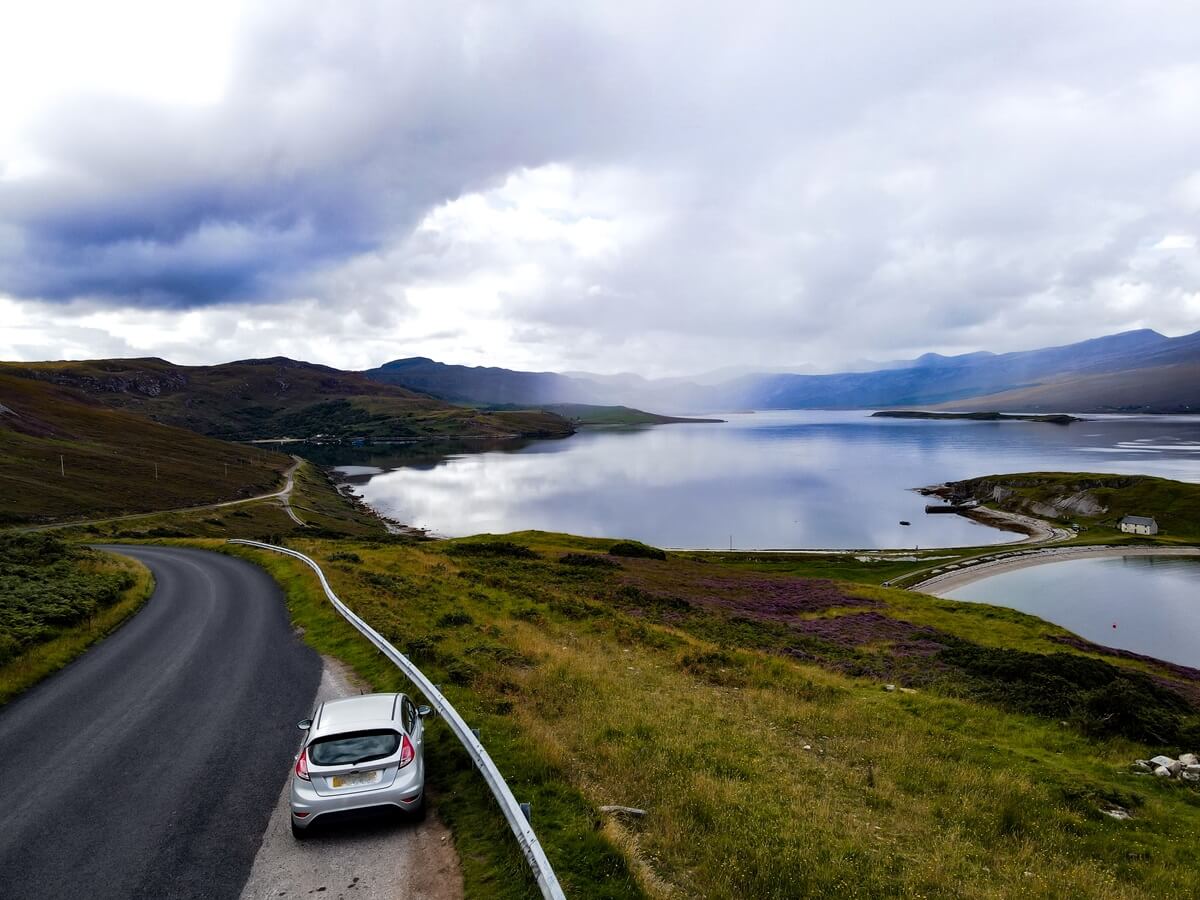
[{"left": 1120, "top": 515, "right": 1157, "bottom": 526}]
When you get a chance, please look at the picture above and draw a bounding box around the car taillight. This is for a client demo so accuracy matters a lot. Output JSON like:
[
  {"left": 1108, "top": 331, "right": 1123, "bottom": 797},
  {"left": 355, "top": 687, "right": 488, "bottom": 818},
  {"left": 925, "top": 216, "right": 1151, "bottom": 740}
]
[
  {"left": 295, "top": 748, "right": 311, "bottom": 781},
  {"left": 398, "top": 734, "right": 415, "bottom": 768}
]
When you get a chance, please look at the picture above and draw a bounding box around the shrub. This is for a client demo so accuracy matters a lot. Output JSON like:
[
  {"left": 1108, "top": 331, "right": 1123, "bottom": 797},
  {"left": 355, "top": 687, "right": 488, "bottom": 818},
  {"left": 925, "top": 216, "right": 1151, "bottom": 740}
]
[
  {"left": 446, "top": 541, "right": 539, "bottom": 559},
  {"left": 608, "top": 540, "right": 667, "bottom": 560},
  {"left": 559, "top": 552, "right": 620, "bottom": 568},
  {"left": 938, "top": 639, "right": 1196, "bottom": 743},
  {"left": 328, "top": 550, "right": 362, "bottom": 564},
  {"left": 0, "top": 537, "right": 135, "bottom": 666}
]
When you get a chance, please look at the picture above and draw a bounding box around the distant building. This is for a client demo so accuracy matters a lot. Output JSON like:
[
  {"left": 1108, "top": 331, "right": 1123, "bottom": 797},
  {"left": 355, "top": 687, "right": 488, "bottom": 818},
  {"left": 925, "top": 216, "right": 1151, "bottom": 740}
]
[{"left": 1119, "top": 515, "right": 1158, "bottom": 535}]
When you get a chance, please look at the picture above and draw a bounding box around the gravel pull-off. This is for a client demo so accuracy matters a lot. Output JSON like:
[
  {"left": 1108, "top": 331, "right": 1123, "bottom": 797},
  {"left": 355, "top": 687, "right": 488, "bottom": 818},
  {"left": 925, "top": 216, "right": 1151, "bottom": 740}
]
[{"left": 240, "top": 659, "right": 463, "bottom": 900}]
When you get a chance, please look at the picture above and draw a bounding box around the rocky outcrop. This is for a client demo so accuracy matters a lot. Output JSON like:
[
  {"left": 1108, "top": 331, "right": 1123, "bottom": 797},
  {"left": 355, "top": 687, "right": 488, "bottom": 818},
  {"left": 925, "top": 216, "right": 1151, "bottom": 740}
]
[
  {"left": 29, "top": 369, "right": 189, "bottom": 398},
  {"left": 953, "top": 477, "right": 1112, "bottom": 522},
  {"left": 1133, "top": 753, "right": 1200, "bottom": 782}
]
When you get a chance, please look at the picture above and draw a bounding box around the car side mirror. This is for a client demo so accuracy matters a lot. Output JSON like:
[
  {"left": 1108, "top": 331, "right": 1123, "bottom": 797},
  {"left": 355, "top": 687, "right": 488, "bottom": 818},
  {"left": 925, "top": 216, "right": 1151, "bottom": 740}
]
[
  {"left": 298, "top": 718, "right": 313, "bottom": 730},
  {"left": 417, "top": 705, "right": 434, "bottom": 718}
]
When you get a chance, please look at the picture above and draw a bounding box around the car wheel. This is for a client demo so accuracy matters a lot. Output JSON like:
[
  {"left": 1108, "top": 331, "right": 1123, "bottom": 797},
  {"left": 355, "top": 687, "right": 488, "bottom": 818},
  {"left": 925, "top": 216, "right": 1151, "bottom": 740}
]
[
  {"left": 291, "top": 818, "right": 309, "bottom": 840},
  {"left": 408, "top": 794, "right": 427, "bottom": 823}
]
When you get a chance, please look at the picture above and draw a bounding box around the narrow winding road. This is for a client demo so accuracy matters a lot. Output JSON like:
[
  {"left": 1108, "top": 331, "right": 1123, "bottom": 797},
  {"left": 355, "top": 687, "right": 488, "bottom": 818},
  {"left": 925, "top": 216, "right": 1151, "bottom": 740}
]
[
  {"left": 0, "top": 545, "right": 322, "bottom": 900},
  {"left": 16, "top": 456, "right": 304, "bottom": 534}
]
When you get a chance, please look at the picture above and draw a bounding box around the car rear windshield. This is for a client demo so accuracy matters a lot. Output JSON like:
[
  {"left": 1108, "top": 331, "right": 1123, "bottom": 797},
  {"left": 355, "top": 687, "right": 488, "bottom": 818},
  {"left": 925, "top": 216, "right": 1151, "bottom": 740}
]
[{"left": 308, "top": 729, "right": 400, "bottom": 766}]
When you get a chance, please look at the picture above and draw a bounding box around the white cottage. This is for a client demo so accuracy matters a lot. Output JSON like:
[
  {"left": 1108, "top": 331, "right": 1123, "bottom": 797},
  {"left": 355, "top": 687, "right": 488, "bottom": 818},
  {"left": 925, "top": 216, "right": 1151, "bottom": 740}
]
[{"left": 1118, "top": 515, "right": 1158, "bottom": 535}]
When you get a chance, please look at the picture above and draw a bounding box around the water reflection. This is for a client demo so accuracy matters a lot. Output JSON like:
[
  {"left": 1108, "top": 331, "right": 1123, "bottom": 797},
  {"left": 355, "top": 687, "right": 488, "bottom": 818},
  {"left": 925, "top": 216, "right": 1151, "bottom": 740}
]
[
  {"left": 298, "top": 411, "right": 1200, "bottom": 549},
  {"left": 948, "top": 556, "right": 1200, "bottom": 667}
]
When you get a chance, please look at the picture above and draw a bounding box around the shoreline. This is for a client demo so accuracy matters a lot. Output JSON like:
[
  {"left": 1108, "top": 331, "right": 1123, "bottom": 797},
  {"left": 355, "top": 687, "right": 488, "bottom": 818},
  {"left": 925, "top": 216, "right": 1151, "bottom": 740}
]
[{"left": 915, "top": 545, "right": 1200, "bottom": 595}]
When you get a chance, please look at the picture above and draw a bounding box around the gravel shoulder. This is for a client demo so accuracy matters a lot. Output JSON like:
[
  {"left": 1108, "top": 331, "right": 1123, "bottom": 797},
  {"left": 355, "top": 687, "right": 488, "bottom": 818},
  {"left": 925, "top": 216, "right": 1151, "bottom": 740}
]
[{"left": 239, "top": 657, "right": 463, "bottom": 900}]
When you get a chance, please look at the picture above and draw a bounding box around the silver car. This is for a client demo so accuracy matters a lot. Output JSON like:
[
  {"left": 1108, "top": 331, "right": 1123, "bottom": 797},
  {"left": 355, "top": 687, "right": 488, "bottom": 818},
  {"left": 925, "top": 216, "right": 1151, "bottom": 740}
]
[{"left": 290, "top": 692, "right": 432, "bottom": 837}]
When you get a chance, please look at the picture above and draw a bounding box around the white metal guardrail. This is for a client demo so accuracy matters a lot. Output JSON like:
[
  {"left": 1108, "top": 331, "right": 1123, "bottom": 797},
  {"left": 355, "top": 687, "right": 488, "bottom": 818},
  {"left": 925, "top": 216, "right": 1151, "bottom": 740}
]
[{"left": 228, "top": 539, "right": 566, "bottom": 900}]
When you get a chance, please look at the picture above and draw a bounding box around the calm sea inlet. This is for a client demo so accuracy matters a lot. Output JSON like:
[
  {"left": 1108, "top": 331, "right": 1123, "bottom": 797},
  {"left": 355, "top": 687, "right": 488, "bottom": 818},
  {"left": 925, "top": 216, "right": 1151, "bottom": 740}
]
[
  {"left": 947, "top": 555, "right": 1200, "bottom": 668},
  {"left": 320, "top": 410, "right": 1200, "bottom": 550}
]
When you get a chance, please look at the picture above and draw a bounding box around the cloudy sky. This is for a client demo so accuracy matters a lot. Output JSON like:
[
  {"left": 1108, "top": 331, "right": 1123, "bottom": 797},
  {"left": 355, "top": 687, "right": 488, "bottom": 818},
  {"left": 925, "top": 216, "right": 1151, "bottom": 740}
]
[{"left": 1, "top": 0, "right": 1198, "bottom": 376}]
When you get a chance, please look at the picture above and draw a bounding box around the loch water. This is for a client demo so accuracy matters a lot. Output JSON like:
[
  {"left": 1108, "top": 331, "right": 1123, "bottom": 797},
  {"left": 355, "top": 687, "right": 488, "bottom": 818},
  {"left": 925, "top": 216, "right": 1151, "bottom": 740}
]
[
  {"left": 947, "top": 555, "right": 1200, "bottom": 667},
  {"left": 317, "top": 410, "right": 1200, "bottom": 550}
]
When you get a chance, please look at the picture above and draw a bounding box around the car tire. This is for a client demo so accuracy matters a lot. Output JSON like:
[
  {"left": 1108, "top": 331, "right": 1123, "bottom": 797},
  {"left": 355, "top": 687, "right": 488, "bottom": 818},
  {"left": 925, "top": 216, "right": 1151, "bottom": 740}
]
[
  {"left": 408, "top": 794, "right": 427, "bottom": 823},
  {"left": 291, "top": 818, "right": 309, "bottom": 840}
]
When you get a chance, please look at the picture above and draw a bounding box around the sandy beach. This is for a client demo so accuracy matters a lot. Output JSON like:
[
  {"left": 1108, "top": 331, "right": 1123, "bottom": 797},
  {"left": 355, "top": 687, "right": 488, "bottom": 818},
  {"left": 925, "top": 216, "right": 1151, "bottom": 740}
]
[{"left": 916, "top": 545, "right": 1200, "bottom": 595}]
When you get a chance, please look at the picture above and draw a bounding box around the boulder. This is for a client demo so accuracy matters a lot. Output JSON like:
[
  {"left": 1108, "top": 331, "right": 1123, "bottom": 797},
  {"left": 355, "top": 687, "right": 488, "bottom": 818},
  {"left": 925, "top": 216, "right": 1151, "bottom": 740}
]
[
  {"left": 1150, "top": 755, "right": 1177, "bottom": 769},
  {"left": 1132, "top": 760, "right": 1153, "bottom": 773},
  {"left": 883, "top": 684, "right": 896, "bottom": 692},
  {"left": 1179, "top": 753, "right": 1198, "bottom": 766},
  {"left": 1153, "top": 766, "right": 1172, "bottom": 778}
]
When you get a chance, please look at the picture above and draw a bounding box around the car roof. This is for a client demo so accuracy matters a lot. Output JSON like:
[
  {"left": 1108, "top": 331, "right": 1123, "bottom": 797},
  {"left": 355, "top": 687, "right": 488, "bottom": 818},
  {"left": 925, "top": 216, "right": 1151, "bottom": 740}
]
[{"left": 313, "top": 692, "right": 403, "bottom": 736}]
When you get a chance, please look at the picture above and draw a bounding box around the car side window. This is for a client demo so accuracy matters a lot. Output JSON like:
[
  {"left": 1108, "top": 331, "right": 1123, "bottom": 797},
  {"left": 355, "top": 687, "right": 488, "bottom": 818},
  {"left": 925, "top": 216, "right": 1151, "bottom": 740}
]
[{"left": 402, "top": 697, "right": 417, "bottom": 733}]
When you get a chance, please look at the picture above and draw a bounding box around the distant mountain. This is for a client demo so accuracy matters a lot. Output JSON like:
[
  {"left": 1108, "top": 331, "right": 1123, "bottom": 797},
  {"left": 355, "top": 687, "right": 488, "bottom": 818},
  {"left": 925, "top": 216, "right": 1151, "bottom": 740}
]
[
  {"left": 735, "top": 329, "right": 1182, "bottom": 410},
  {"left": 1, "top": 357, "right": 573, "bottom": 442},
  {"left": 939, "top": 361, "right": 1200, "bottom": 413},
  {"left": 364, "top": 357, "right": 616, "bottom": 406},
  {"left": 367, "top": 328, "right": 1200, "bottom": 414}
]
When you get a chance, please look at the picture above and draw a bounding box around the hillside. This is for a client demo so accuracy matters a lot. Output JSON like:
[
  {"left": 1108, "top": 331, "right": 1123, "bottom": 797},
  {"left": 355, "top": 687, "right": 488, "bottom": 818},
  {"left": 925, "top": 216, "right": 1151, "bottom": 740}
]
[
  {"left": 365, "top": 357, "right": 603, "bottom": 406},
  {"left": 940, "top": 361, "right": 1200, "bottom": 413},
  {"left": 0, "top": 373, "right": 291, "bottom": 524},
  {"left": 1, "top": 357, "right": 574, "bottom": 442}
]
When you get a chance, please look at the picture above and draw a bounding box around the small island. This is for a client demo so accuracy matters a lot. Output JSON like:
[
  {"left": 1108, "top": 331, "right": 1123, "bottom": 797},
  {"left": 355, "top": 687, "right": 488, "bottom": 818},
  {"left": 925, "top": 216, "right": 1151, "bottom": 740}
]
[{"left": 872, "top": 410, "right": 1082, "bottom": 424}]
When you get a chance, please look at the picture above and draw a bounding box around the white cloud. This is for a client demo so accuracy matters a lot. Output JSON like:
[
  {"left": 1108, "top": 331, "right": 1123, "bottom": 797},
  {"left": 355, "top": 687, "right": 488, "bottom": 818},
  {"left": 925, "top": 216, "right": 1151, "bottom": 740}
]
[
  {"left": 1155, "top": 235, "right": 1197, "bottom": 250},
  {"left": 2, "top": 1, "right": 1200, "bottom": 374}
]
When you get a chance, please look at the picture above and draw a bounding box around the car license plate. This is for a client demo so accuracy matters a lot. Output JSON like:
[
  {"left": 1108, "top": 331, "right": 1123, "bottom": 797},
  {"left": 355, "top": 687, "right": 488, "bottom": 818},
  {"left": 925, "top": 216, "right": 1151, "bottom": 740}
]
[{"left": 331, "top": 771, "right": 382, "bottom": 789}]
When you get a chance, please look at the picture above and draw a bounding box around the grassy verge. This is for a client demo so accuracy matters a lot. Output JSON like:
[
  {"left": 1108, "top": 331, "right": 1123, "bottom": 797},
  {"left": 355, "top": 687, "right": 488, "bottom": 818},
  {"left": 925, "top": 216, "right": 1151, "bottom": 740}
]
[
  {"left": 0, "top": 541, "right": 153, "bottom": 705},
  {"left": 202, "top": 530, "right": 1200, "bottom": 898}
]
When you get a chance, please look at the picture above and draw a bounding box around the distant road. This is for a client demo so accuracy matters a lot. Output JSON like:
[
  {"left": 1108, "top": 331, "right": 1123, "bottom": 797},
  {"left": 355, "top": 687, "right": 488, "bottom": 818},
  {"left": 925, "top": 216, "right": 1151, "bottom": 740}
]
[
  {"left": 0, "top": 545, "right": 322, "bottom": 900},
  {"left": 13, "top": 456, "right": 303, "bottom": 533}
]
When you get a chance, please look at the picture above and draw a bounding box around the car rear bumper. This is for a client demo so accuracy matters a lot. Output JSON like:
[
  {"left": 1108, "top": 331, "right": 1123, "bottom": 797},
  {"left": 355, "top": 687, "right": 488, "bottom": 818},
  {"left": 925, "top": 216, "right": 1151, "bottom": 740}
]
[{"left": 290, "top": 762, "right": 424, "bottom": 828}]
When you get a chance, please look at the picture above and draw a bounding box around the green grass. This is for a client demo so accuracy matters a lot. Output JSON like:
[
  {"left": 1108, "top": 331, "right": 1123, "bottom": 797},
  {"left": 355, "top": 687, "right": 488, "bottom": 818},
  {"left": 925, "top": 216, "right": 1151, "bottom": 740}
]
[
  {"left": 0, "top": 535, "right": 153, "bottom": 705},
  {"left": 205, "top": 530, "right": 1200, "bottom": 899}
]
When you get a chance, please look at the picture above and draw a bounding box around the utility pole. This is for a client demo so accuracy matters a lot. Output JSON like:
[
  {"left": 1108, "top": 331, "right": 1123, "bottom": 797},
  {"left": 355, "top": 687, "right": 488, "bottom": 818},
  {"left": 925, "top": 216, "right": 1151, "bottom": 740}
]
[
  {"left": 729, "top": 534, "right": 733, "bottom": 551},
  {"left": 60, "top": 455, "right": 65, "bottom": 477}
]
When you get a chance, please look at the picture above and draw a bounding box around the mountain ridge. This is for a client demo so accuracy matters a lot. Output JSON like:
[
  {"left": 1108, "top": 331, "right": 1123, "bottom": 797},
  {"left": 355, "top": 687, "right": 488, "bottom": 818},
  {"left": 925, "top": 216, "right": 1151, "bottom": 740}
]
[{"left": 364, "top": 328, "right": 1199, "bottom": 413}]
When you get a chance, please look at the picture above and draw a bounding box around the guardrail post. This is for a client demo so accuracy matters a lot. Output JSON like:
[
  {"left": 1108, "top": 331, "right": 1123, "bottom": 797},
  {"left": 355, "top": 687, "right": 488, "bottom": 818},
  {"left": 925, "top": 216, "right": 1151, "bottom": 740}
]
[{"left": 521, "top": 802, "right": 532, "bottom": 824}]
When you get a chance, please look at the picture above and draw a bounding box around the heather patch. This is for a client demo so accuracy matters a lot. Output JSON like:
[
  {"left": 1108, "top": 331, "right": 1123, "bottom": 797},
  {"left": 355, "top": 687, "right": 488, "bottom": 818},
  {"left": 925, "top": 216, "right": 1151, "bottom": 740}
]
[
  {"left": 1050, "top": 634, "right": 1200, "bottom": 709},
  {"left": 791, "top": 612, "right": 947, "bottom": 652},
  {"left": 620, "top": 563, "right": 876, "bottom": 622}
]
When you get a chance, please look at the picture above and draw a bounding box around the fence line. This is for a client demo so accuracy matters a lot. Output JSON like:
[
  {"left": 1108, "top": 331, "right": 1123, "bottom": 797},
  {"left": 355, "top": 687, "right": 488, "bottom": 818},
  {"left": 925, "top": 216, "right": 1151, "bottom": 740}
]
[{"left": 228, "top": 539, "right": 566, "bottom": 900}]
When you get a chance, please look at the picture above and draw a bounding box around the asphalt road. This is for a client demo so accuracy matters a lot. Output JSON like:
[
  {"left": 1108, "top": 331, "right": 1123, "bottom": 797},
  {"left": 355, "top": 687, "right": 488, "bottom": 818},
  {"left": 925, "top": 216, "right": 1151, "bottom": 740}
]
[{"left": 0, "top": 545, "right": 323, "bottom": 900}]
